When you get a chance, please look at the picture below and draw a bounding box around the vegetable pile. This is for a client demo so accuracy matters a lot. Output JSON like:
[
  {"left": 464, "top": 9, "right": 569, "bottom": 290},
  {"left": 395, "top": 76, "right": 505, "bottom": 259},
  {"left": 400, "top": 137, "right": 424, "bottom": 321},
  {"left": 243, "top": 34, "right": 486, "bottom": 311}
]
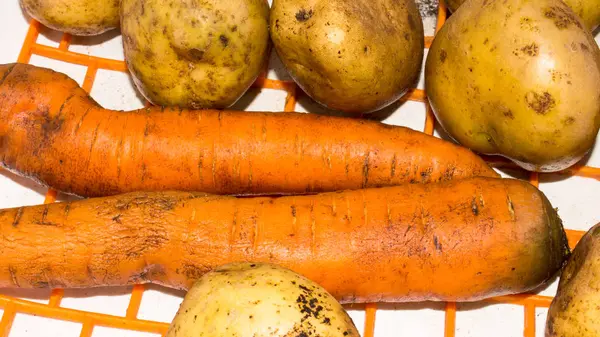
[{"left": 3, "top": 0, "right": 600, "bottom": 335}]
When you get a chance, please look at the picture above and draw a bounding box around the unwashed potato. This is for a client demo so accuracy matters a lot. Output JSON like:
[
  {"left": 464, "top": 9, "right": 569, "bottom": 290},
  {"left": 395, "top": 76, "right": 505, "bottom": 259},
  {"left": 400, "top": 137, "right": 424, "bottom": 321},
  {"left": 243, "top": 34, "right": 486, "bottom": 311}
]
[
  {"left": 546, "top": 223, "right": 600, "bottom": 337},
  {"left": 270, "top": 0, "right": 424, "bottom": 115},
  {"left": 563, "top": 0, "right": 600, "bottom": 32},
  {"left": 445, "top": 0, "right": 600, "bottom": 32},
  {"left": 19, "top": 0, "right": 119, "bottom": 35},
  {"left": 166, "top": 262, "right": 359, "bottom": 337},
  {"left": 426, "top": 0, "right": 600, "bottom": 172},
  {"left": 121, "top": 0, "right": 270, "bottom": 109}
]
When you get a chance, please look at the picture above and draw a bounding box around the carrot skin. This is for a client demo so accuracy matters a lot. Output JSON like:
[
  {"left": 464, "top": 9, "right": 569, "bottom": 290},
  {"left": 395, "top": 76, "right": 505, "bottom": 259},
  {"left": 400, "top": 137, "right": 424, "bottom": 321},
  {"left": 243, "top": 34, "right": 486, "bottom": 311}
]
[
  {"left": 0, "top": 177, "right": 569, "bottom": 302},
  {"left": 0, "top": 63, "right": 498, "bottom": 197}
]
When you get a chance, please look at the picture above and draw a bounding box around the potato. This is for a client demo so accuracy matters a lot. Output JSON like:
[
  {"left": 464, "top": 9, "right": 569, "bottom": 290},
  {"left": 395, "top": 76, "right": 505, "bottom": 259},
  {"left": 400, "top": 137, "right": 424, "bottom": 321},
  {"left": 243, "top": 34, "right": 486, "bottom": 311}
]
[
  {"left": 546, "top": 223, "right": 600, "bottom": 337},
  {"left": 166, "top": 262, "right": 359, "bottom": 337},
  {"left": 563, "top": 0, "right": 600, "bottom": 32},
  {"left": 445, "top": 0, "right": 600, "bottom": 31},
  {"left": 19, "top": 0, "right": 119, "bottom": 35},
  {"left": 425, "top": 0, "right": 600, "bottom": 172},
  {"left": 121, "top": 0, "right": 270, "bottom": 109},
  {"left": 445, "top": 0, "right": 465, "bottom": 13},
  {"left": 270, "top": 0, "right": 424, "bottom": 115}
]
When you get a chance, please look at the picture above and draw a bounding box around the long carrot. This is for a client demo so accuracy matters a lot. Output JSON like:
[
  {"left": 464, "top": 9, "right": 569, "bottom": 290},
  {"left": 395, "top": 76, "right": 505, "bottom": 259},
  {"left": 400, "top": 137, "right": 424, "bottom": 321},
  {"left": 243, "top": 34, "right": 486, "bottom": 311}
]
[
  {"left": 0, "top": 63, "right": 497, "bottom": 197},
  {"left": 0, "top": 177, "right": 569, "bottom": 303}
]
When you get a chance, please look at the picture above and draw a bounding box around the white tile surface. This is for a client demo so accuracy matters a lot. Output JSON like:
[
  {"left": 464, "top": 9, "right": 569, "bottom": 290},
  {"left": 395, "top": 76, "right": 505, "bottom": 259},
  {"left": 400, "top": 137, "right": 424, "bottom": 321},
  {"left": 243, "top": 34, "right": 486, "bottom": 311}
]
[
  {"left": 346, "top": 309, "right": 366, "bottom": 335},
  {"left": 375, "top": 303, "right": 446, "bottom": 337},
  {"left": 136, "top": 286, "right": 185, "bottom": 324},
  {"left": 69, "top": 32, "right": 124, "bottom": 61},
  {"left": 231, "top": 88, "right": 289, "bottom": 112},
  {"left": 60, "top": 287, "right": 134, "bottom": 317},
  {"left": 9, "top": 314, "right": 82, "bottom": 337},
  {"left": 535, "top": 308, "right": 549, "bottom": 337},
  {"left": 0, "top": 1, "right": 599, "bottom": 337},
  {"left": 28, "top": 55, "right": 88, "bottom": 84},
  {"left": 90, "top": 326, "right": 160, "bottom": 337},
  {"left": 90, "top": 69, "right": 146, "bottom": 110},
  {"left": 455, "top": 304, "right": 524, "bottom": 337}
]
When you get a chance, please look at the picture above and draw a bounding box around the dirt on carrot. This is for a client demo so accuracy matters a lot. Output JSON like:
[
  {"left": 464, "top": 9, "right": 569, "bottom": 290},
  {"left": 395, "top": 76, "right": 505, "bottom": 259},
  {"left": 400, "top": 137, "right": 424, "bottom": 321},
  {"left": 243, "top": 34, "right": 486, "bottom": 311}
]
[
  {"left": 0, "top": 177, "right": 569, "bottom": 302},
  {"left": 0, "top": 63, "right": 498, "bottom": 197}
]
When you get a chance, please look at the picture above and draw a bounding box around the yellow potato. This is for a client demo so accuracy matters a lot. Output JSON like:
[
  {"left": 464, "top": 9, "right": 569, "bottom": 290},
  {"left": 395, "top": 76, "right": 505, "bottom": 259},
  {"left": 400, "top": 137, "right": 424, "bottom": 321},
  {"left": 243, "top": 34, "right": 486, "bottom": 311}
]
[
  {"left": 563, "top": 0, "right": 600, "bottom": 31},
  {"left": 19, "top": 0, "right": 119, "bottom": 35},
  {"left": 426, "top": 0, "right": 600, "bottom": 172},
  {"left": 121, "top": 0, "right": 270, "bottom": 109},
  {"left": 445, "top": 0, "right": 599, "bottom": 32},
  {"left": 546, "top": 223, "right": 600, "bottom": 337},
  {"left": 270, "top": 0, "right": 424, "bottom": 115},
  {"left": 166, "top": 262, "right": 359, "bottom": 337}
]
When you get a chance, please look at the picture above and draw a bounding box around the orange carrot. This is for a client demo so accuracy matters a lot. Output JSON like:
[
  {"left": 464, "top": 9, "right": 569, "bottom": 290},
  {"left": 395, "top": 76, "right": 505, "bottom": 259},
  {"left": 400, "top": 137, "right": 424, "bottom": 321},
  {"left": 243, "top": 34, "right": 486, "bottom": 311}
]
[
  {"left": 0, "top": 63, "right": 498, "bottom": 197},
  {"left": 0, "top": 177, "right": 568, "bottom": 302}
]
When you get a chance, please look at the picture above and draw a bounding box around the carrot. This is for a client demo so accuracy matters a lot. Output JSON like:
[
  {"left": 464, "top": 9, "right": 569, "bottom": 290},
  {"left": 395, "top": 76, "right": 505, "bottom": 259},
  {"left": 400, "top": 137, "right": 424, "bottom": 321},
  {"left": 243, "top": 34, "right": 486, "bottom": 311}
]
[
  {"left": 0, "top": 177, "right": 569, "bottom": 303},
  {"left": 0, "top": 63, "right": 497, "bottom": 197}
]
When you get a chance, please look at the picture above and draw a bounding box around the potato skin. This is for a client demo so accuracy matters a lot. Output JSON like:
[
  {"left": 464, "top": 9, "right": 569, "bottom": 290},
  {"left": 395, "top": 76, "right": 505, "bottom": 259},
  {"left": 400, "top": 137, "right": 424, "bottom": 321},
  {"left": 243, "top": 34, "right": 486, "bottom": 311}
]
[
  {"left": 546, "top": 223, "right": 600, "bottom": 337},
  {"left": 446, "top": 0, "right": 600, "bottom": 31},
  {"left": 165, "top": 262, "right": 359, "bottom": 337},
  {"left": 19, "top": 0, "right": 119, "bottom": 35},
  {"left": 426, "top": 0, "right": 600, "bottom": 172},
  {"left": 121, "top": 0, "right": 270, "bottom": 109},
  {"left": 270, "top": 0, "right": 424, "bottom": 115},
  {"left": 445, "top": 0, "right": 465, "bottom": 13},
  {"left": 563, "top": 0, "right": 600, "bottom": 31}
]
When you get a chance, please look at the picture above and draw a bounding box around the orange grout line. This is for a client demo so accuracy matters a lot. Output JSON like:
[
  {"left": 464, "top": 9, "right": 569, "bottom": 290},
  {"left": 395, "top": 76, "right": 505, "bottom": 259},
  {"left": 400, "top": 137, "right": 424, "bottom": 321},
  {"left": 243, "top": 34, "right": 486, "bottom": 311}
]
[
  {"left": 424, "top": 103, "right": 436, "bottom": 135},
  {"left": 59, "top": 33, "right": 72, "bottom": 51},
  {"left": 251, "top": 75, "right": 267, "bottom": 89},
  {"left": 253, "top": 76, "right": 296, "bottom": 91},
  {"left": 529, "top": 172, "right": 539, "bottom": 188},
  {"left": 523, "top": 304, "right": 536, "bottom": 337},
  {"left": 425, "top": 36, "right": 434, "bottom": 49},
  {"left": 401, "top": 88, "right": 427, "bottom": 103},
  {"left": 436, "top": 0, "right": 448, "bottom": 31},
  {"left": 48, "top": 289, "right": 65, "bottom": 307},
  {"left": 363, "top": 303, "right": 377, "bottom": 337},
  {"left": 444, "top": 302, "right": 457, "bottom": 337},
  {"left": 0, "top": 302, "right": 16, "bottom": 337},
  {"left": 566, "top": 229, "right": 584, "bottom": 249},
  {"left": 126, "top": 285, "right": 146, "bottom": 319},
  {"left": 82, "top": 64, "right": 99, "bottom": 93},
  {"left": 560, "top": 165, "right": 600, "bottom": 180},
  {"left": 44, "top": 189, "right": 58, "bottom": 204},
  {"left": 78, "top": 320, "right": 94, "bottom": 337},
  {"left": 284, "top": 86, "right": 297, "bottom": 112},
  {"left": 17, "top": 20, "right": 40, "bottom": 64},
  {"left": 31, "top": 43, "right": 128, "bottom": 72},
  {"left": 0, "top": 295, "right": 169, "bottom": 335}
]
